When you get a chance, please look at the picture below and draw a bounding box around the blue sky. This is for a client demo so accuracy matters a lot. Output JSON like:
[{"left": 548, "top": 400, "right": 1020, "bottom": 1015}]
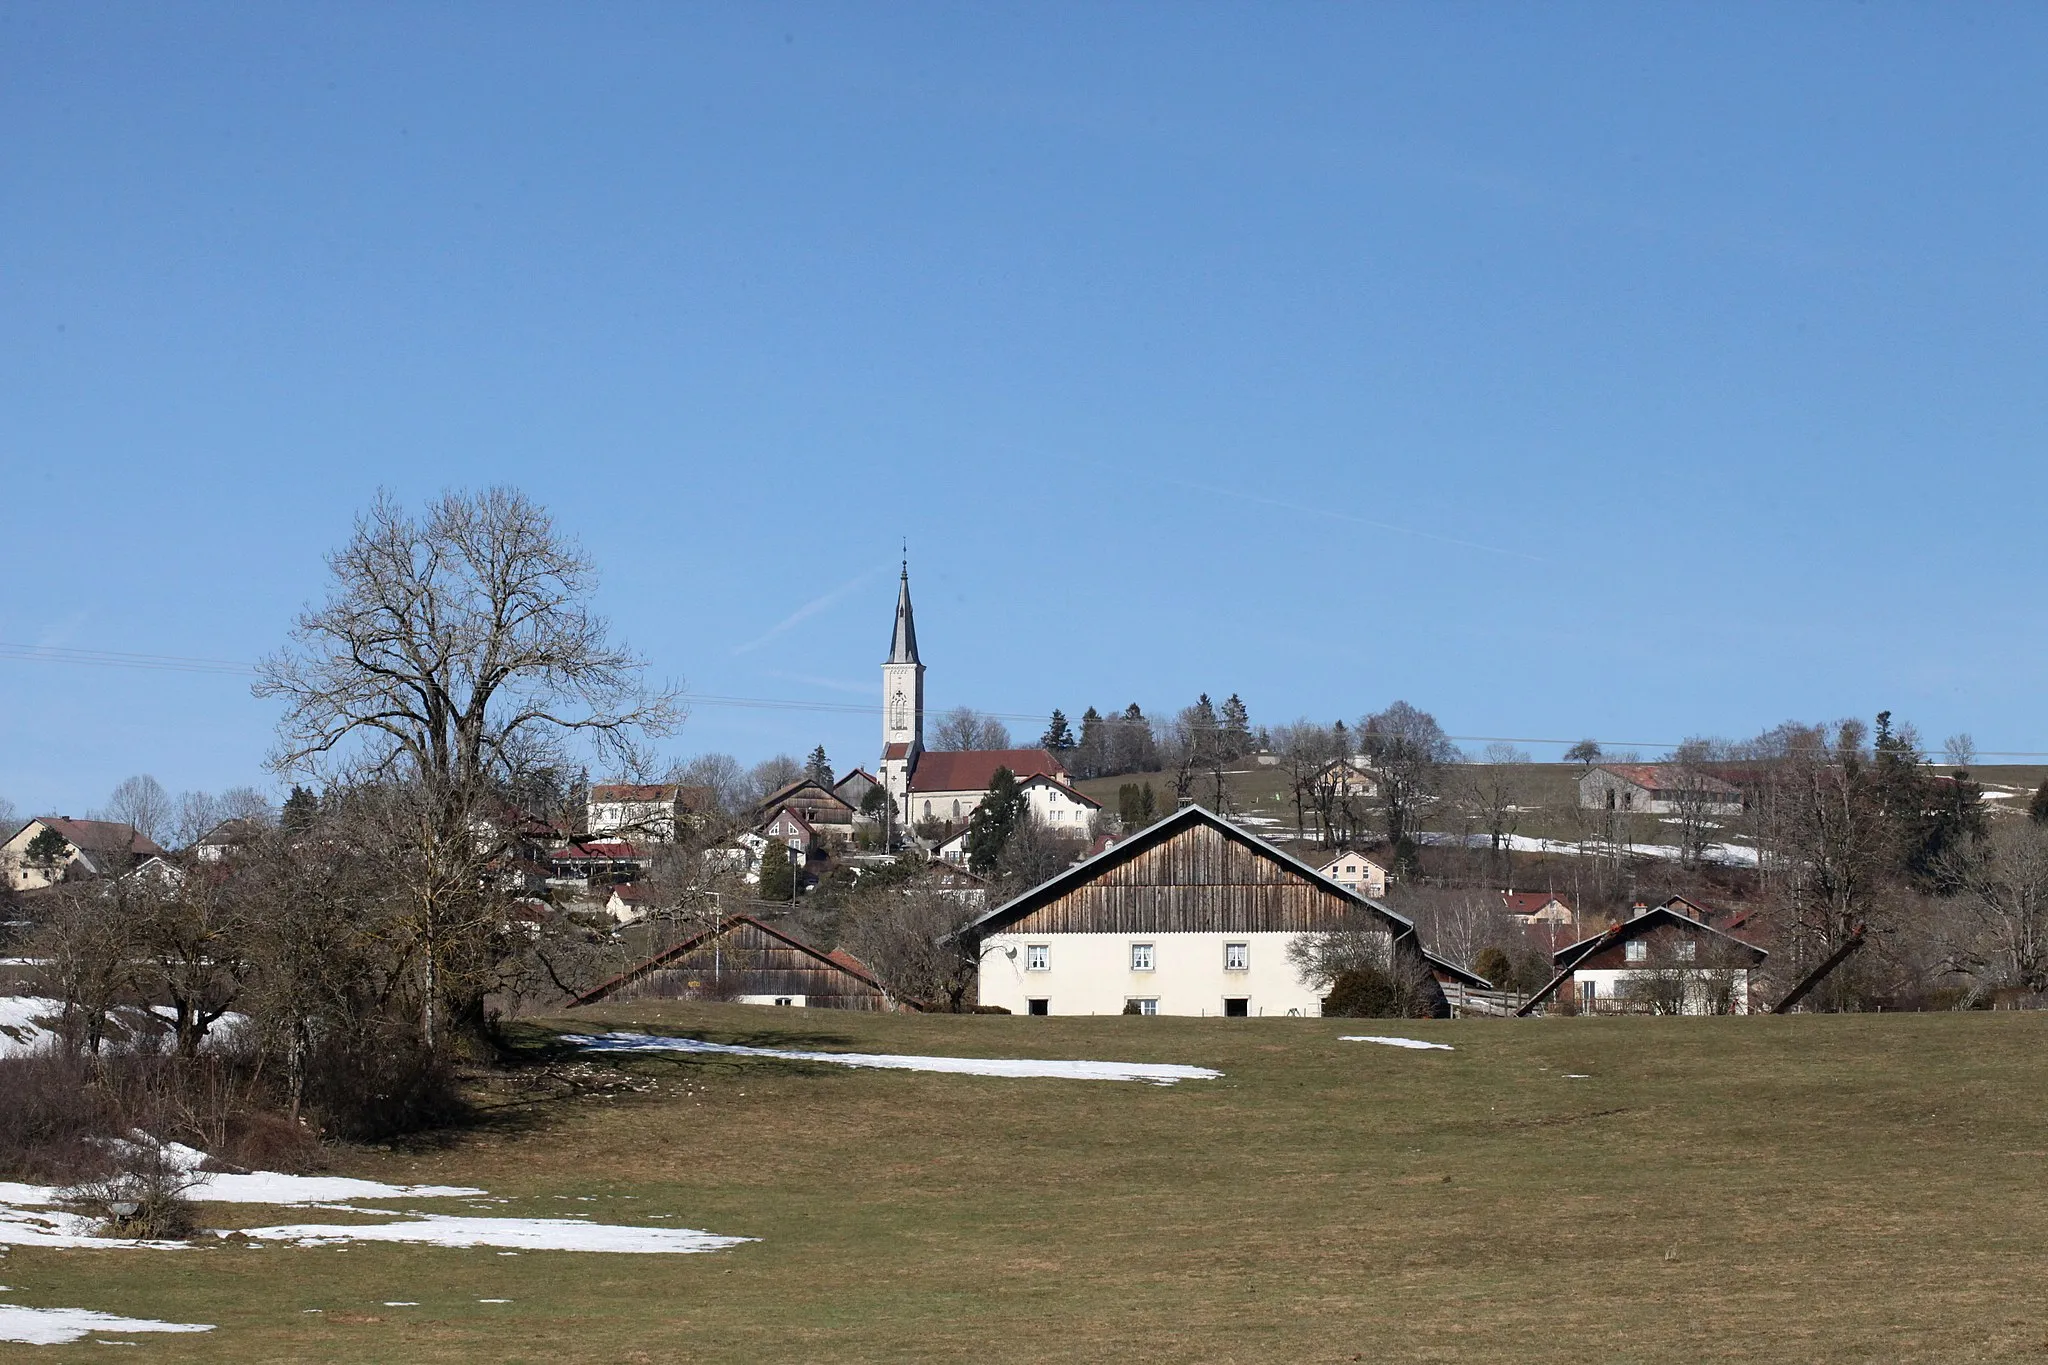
[{"left": 4, "top": 3, "right": 2046, "bottom": 816}]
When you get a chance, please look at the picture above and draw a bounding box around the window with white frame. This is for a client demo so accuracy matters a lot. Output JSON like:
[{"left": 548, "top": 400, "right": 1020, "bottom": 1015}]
[
  {"left": 1625, "top": 940, "right": 1647, "bottom": 962},
  {"left": 1128, "top": 998, "right": 1157, "bottom": 1015},
  {"left": 1224, "top": 942, "right": 1250, "bottom": 971},
  {"left": 1130, "top": 943, "right": 1155, "bottom": 972},
  {"left": 1676, "top": 939, "right": 1696, "bottom": 961},
  {"left": 1026, "top": 944, "right": 1049, "bottom": 972}
]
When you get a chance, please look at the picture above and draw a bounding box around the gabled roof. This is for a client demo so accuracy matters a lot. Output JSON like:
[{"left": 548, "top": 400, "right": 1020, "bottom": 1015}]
[
  {"left": 910, "top": 748, "right": 1069, "bottom": 794},
  {"left": 24, "top": 817, "right": 167, "bottom": 861},
  {"left": 1314, "top": 848, "right": 1388, "bottom": 873},
  {"left": 549, "top": 840, "right": 645, "bottom": 860},
  {"left": 964, "top": 804, "right": 1416, "bottom": 940},
  {"left": 589, "top": 782, "right": 683, "bottom": 804},
  {"left": 1017, "top": 771, "right": 1102, "bottom": 809},
  {"left": 766, "top": 808, "right": 817, "bottom": 836},
  {"left": 569, "top": 914, "right": 896, "bottom": 1006},
  {"left": 1502, "top": 890, "right": 1572, "bottom": 916},
  {"left": 194, "top": 817, "right": 267, "bottom": 848},
  {"left": 759, "top": 777, "right": 854, "bottom": 814},
  {"left": 1551, "top": 906, "right": 1767, "bottom": 966},
  {"left": 1585, "top": 765, "right": 1740, "bottom": 796}
]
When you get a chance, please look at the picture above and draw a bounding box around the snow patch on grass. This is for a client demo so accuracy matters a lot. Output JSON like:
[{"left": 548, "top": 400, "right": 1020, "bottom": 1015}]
[
  {"left": 1340, "top": 1036, "right": 1454, "bottom": 1051},
  {"left": 0, "top": 1305, "right": 214, "bottom": 1346},
  {"left": 566, "top": 1032, "right": 1222, "bottom": 1085},
  {"left": 239, "top": 1215, "right": 754, "bottom": 1254}
]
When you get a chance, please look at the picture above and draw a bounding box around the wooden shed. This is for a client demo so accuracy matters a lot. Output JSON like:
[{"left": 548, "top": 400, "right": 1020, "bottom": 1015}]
[{"left": 571, "top": 914, "right": 906, "bottom": 1011}]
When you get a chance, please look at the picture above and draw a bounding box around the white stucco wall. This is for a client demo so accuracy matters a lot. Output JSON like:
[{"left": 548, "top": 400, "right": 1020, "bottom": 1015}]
[
  {"left": 978, "top": 932, "right": 1324, "bottom": 1017},
  {"left": 1572, "top": 967, "right": 1752, "bottom": 1014}
]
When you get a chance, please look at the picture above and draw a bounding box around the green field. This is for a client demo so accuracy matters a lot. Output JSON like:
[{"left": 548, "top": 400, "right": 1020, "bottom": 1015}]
[{"left": 8, "top": 1006, "right": 2048, "bottom": 1361}]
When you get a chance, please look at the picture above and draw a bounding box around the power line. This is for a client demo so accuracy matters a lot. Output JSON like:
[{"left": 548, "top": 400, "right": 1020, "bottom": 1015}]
[{"left": 8, "top": 641, "right": 2048, "bottom": 758}]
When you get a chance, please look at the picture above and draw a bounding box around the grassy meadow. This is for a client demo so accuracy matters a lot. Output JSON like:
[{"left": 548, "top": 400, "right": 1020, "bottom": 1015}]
[{"left": 7, "top": 1005, "right": 2048, "bottom": 1361}]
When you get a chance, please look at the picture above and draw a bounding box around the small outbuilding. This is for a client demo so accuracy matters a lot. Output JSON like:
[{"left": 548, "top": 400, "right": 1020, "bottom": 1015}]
[{"left": 571, "top": 914, "right": 907, "bottom": 1011}]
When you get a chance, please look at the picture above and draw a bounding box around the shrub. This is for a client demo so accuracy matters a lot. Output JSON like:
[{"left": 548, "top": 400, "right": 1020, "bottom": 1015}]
[
  {"left": 1322, "top": 961, "right": 1437, "bottom": 1018},
  {"left": 1121, "top": 999, "right": 1143, "bottom": 1015},
  {"left": 1471, "top": 947, "right": 1514, "bottom": 990}
]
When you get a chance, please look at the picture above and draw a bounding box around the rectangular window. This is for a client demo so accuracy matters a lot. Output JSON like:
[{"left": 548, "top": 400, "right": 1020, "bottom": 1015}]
[
  {"left": 1224, "top": 943, "right": 1250, "bottom": 971},
  {"left": 1128, "top": 998, "right": 1157, "bottom": 1016},
  {"left": 1676, "top": 940, "right": 1696, "bottom": 961},
  {"left": 1027, "top": 998, "right": 1049, "bottom": 1016},
  {"left": 1025, "top": 944, "right": 1049, "bottom": 971},
  {"left": 1131, "top": 943, "right": 1155, "bottom": 972},
  {"left": 1222, "top": 997, "right": 1250, "bottom": 1018},
  {"left": 1625, "top": 940, "right": 1647, "bottom": 962}
]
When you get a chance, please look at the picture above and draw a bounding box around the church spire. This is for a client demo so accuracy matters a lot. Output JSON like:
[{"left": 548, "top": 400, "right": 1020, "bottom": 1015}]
[{"left": 887, "top": 561, "right": 919, "bottom": 664}]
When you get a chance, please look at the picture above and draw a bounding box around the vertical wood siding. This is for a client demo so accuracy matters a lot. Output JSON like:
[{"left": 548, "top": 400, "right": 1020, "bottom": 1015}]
[
  {"left": 609, "top": 920, "right": 893, "bottom": 1011},
  {"left": 1000, "top": 822, "right": 1385, "bottom": 935}
]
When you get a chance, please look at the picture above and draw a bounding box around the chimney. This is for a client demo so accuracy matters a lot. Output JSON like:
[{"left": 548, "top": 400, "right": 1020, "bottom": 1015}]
[{"left": 1630, "top": 901, "right": 1649, "bottom": 919}]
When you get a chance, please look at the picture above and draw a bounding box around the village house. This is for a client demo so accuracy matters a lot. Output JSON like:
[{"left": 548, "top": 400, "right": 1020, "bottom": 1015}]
[
  {"left": 964, "top": 804, "right": 1461, "bottom": 1018},
  {"left": 1314, "top": 848, "right": 1389, "bottom": 899},
  {"left": 1, "top": 817, "right": 168, "bottom": 891},
  {"left": 190, "top": 817, "right": 267, "bottom": 863},
  {"left": 571, "top": 914, "right": 907, "bottom": 1011},
  {"left": 758, "top": 777, "right": 858, "bottom": 845},
  {"left": 586, "top": 782, "right": 714, "bottom": 843},
  {"left": 1552, "top": 904, "right": 1767, "bottom": 1014},
  {"left": 1576, "top": 764, "right": 1742, "bottom": 815},
  {"left": 1312, "top": 757, "right": 1379, "bottom": 797},
  {"left": 832, "top": 768, "right": 881, "bottom": 821},
  {"left": 545, "top": 839, "right": 651, "bottom": 889},
  {"left": 1502, "top": 890, "right": 1575, "bottom": 926}
]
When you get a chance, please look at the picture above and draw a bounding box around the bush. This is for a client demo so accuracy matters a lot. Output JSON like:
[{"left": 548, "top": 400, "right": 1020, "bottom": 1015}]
[
  {"left": 300, "top": 1026, "right": 468, "bottom": 1142},
  {"left": 1471, "top": 947, "right": 1513, "bottom": 990},
  {"left": 1121, "top": 999, "right": 1143, "bottom": 1015},
  {"left": 1322, "top": 962, "right": 1436, "bottom": 1019}
]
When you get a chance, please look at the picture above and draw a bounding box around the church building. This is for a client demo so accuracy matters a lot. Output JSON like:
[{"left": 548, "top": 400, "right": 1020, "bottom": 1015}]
[{"left": 876, "top": 566, "right": 1099, "bottom": 843}]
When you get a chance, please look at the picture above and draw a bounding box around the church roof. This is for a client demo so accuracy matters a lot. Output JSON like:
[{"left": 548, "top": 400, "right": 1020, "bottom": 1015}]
[
  {"left": 909, "top": 748, "right": 1069, "bottom": 794},
  {"left": 887, "top": 567, "right": 919, "bottom": 665}
]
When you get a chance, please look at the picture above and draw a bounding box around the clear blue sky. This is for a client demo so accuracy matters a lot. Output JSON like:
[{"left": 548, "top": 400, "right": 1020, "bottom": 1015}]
[{"left": 4, "top": 3, "right": 2045, "bottom": 817}]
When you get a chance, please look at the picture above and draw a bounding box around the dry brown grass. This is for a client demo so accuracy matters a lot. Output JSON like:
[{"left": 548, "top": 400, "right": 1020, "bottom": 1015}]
[{"left": 5, "top": 1006, "right": 2048, "bottom": 1361}]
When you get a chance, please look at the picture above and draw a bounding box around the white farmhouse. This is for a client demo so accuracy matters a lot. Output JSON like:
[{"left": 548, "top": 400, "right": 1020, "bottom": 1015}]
[
  {"left": 1313, "top": 848, "right": 1389, "bottom": 899},
  {"left": 965, "top": 804, "right": 1466, "bottom": 1018},
  {"left": 1, "top": 817, "right": 167, "bottom": 891}
]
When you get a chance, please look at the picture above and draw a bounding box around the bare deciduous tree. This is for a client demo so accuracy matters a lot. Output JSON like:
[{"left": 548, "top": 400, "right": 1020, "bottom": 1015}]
[
  {"left": 254, "top": 488, "right": 680, "bottom": 1053},
  {"left": 101, "top": 775, "right": 173, "bottom": 845},
  {"left": 1360, "top": 701, "right": 1459, "bottom": 868},
  {"left": 1939, "top": 820, "right": 2048, "bottom": 993},
  {"left": 931, "top": 707, "right": 1012, "bottom": 752}
]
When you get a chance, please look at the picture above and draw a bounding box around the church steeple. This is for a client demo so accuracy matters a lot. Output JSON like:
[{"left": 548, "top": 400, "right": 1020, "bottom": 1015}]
[{"left": 887, "top": 562, "right": 919, "bottom": 664}]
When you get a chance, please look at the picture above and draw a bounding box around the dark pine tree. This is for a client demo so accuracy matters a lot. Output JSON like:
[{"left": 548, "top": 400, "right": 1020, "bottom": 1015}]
[
  {"left": 1041, "top": 709, "right": 1077, "bottom": 753},
  {"left": 966, "top": 768, "right": 1027, "bottom": 874},
  {"left": 1219, "top": 694, "right": 1252, "bottom": 758},
  {"left": 281, "top": 785, "right": 319, "bottom": 834},
  {"left": 805, "top": 746, "right": 833, "bottom": 785},
  {"left": 758, "top": 840, "right": 796, "bottom": 901}
]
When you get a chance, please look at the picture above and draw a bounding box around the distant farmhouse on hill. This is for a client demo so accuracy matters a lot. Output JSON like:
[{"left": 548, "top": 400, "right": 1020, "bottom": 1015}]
[{"left": 1577, "top": 764, "right": 1741, "bottom": 815}]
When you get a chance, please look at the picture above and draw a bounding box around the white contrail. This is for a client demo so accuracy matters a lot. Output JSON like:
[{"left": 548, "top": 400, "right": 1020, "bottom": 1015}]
[{"left": 731, "top": 568, "right": 885, "bottom": 655}]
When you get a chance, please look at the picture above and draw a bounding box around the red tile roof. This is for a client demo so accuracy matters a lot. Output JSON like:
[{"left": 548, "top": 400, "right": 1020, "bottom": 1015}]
[
  {"left": 1503, "top": 891, "right": 1572, "bottom": 917},
  {"left": 883, "top": 742, "right": 911, "bottom": 761},
  {"left": 32, "top": 817, "right": 167, "bottom": 859},
  {"left": 910, "top": 749, "right": 1069, "bottom": 794},
  {"left": 1592, "top": 765, "right": 1740, "bottom": 795}
]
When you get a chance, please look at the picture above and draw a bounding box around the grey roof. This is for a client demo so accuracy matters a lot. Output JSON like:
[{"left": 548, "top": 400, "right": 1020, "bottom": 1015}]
[
  {"left": 1550, "top": 905, "right": 1768, "bottom": 966},
  {"left": 887, "top": 566, "right": 919, "bottom": 665}
]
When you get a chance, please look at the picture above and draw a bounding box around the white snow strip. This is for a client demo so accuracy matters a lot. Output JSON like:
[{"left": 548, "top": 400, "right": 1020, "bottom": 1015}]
[
  {"left": 565, "top": 1032, "right": 1221, "bottom": 1085},
  {"left": 0, "top": 997, "right": 59, "bottom": 1057},
  {"left": 187, "top": 1172, "right": 486, "bottom": 1204},
  {"left": 239, "top": 1215, "right": 754, "bottom": 1254},
  {"left": 1341, "top": 1036, "right": 1455, "bottom": 1051},
  {"left": 0, "top": 1206, "right": 188, "bottom": 1251},
  {"left": 1563, "top": 1074, "right": 1591, "bottom": 1079},
  {"left": 0, "top": 1305, "right": 214, "bottom": 1346}
]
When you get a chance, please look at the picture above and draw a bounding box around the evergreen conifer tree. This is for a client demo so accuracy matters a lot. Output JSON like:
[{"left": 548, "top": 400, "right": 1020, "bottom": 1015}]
[
  {"left": 805, "top": 746, "right": 833, "bottom": 785},
  {"left": 1220, "top": 694, "right": 1252, "bottom": 757},
  {"left": 758, "top": 839, "right": 795, "bottom": 900},
  {"left": 966, "top": 768, "right": 1026, "bottom": 874},
  {"left": 281, "top": 785, "right": 319, "bottom": 834},
  {"left": 1041, "top": 709, "right": 1076, "bottom": 752}
]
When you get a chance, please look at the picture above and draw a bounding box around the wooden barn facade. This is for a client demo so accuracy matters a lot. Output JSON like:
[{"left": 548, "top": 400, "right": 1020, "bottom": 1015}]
[
  {"left": 571, "top": 915, "right": 906, "bottom": 1012},
  {"left": 965, "top": 804, "right": 1467, "bottom": 1018}
]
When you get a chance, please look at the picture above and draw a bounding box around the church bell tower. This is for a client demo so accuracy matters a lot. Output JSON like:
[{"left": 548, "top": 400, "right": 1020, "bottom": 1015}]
[{"left": 879, "top": 563, "right": 924, "bottom": 823}]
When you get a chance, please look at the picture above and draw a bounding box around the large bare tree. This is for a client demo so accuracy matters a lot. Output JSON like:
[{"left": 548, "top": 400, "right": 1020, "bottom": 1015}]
[
  {"left": 255, "top": 489, "right": 679, "bottom": 1052},
  {"left": 1360, "top": 701, "right": 1458, "bottom": 868}
]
